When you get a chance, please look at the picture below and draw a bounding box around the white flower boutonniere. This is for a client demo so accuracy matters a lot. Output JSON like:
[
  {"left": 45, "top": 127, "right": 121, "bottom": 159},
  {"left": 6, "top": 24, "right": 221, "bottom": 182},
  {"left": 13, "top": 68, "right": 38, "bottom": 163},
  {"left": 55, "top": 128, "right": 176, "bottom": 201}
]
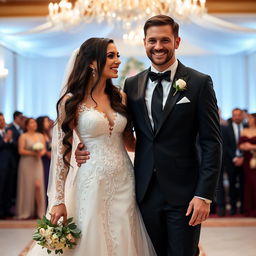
[{"left": 173, "top": 79, "right": 187, "bottom": 96}]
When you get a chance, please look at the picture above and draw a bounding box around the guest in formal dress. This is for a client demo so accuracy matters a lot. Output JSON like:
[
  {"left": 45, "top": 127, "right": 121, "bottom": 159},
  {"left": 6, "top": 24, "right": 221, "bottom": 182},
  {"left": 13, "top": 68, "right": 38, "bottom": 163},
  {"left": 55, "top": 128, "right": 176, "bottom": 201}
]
[
  {"left": 6, "top": 111, "right": 24, "bottom": 211},
  {"left": 222, "top": 108, "right": 245, "bottom": 215},
  {"left": 0, "top": 113, "right": 15, "bottom": 218},
  {"left": 239, "top": 114, "right": 256, "bottom": 217},
  {"left": 16, "top": 118, "right": 46, "bottom": 219},
  {"left": 36, "top": 116, "right": 52, "bottom": 203}
]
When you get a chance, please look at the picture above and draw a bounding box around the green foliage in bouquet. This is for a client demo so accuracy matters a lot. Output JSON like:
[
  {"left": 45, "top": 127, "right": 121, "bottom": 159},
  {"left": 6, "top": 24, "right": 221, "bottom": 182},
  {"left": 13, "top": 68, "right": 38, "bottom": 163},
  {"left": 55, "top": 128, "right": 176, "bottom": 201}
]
[{"left": 33, "top": 216, "right": 81, "bottom": 255}]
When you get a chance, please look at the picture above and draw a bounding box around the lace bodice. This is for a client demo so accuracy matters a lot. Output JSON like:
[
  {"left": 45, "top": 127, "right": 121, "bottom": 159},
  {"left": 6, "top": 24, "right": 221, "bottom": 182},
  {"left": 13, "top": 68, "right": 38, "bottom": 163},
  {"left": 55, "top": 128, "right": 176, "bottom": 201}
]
[{"left": 53, "top": 99, "right": 128, "bottom": 206}]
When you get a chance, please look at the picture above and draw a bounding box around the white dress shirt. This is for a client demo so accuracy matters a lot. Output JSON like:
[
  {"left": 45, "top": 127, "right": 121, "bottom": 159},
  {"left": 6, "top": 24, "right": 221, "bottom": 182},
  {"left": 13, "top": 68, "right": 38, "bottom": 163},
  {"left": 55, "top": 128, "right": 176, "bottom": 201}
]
[
  {"left": 232, "top": 122, "right": 243, "bottom": 156},
  {"left": 0, "top": 129, "right": 5, "bottom": 137},
  {"left": 145, "top": 59, "right": 178, "bottom": 129}
]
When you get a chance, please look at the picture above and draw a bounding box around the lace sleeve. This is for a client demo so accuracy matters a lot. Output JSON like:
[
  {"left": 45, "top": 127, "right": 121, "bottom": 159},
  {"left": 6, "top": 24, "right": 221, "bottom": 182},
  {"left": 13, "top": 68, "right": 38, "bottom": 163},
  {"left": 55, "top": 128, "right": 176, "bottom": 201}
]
[{"left": 53, "top": 93, "right": 73, "bottom": 206}]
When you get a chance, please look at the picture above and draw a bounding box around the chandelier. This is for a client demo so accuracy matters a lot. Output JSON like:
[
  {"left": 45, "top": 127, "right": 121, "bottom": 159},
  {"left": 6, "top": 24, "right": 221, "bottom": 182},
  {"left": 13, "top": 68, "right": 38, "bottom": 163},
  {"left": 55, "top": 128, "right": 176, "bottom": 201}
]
[
  {"left": 48, "top": 0, "right": 206, "bottom": 27},
  {"left": 48, "top": 0, "right": 207, "bottom": 43}
]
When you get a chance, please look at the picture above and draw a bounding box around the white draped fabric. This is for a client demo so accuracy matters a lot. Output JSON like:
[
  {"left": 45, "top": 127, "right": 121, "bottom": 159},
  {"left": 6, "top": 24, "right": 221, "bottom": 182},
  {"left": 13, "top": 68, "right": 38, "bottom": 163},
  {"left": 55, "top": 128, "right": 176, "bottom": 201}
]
[{"left": 0, "top": 14, "right": 256, "bottom": 122}]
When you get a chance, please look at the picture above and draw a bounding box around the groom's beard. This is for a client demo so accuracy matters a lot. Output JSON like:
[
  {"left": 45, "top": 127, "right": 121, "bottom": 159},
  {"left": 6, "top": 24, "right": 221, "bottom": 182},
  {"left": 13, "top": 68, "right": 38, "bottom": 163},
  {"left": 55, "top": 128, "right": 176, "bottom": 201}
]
[{"left": 147, "top": 49, "right": 174, "bottom": 67}]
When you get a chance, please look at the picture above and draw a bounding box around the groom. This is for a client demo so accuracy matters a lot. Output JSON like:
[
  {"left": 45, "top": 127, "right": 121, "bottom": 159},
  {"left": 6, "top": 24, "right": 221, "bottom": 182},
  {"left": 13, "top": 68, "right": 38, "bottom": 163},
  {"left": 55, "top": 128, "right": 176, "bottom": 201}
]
[{"left": 76, "top": 15, "right": 222, "bottom": 256}]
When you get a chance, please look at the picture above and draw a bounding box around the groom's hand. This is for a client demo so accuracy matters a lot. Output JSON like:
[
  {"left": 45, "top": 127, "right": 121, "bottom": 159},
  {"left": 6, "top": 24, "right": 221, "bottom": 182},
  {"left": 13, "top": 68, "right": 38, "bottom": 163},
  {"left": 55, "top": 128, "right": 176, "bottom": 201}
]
[
  {"left": 75, "top": 142, "right": 90, "bottom": 167},
  {"left": 186, "top": 197, "right": 210, "bottom": 226}
]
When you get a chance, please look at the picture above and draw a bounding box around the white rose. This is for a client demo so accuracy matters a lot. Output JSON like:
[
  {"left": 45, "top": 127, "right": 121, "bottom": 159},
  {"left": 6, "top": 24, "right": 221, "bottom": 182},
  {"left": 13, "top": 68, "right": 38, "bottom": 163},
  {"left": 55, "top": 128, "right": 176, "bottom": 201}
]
[
  {"left": 45, "top": 229, "right": 53, "bottom": 238},
  {"left": 39, "top": 228, "right": 46, "bottom": 237},
  {"left": 51, "top": 234, "right": 59, "bottom": 242},
  {"left": 47, "top": 226, "right": 54, "bottom": 232},
  {"left": 176, "top": 79, "right": 186, "bottom": 89},
  {"left": 46, "top": 238, "right": 53, "bottom": 246}
]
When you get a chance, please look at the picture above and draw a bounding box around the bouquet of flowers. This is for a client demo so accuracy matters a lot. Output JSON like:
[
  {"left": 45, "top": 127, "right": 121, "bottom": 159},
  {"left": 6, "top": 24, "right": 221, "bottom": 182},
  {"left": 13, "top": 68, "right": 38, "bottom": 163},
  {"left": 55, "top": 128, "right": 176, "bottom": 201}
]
[
  {"left": 32, "top": 216, "right": 81, "bottom": 255},
  {"left": 32, "top": 142, "right": 44, "bottom": 151}
]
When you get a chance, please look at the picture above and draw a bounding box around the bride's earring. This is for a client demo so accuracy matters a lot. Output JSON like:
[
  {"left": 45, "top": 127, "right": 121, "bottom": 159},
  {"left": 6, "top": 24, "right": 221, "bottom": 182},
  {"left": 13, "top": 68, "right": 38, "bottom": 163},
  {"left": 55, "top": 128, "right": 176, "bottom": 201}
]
[{"left": 92, "top": 68, "right": 96, "bottom": 78}]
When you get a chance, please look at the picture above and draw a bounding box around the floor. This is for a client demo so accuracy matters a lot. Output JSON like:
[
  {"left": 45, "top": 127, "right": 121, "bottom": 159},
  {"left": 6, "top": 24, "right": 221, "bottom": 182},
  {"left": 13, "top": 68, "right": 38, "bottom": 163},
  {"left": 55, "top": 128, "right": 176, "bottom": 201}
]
[{"left": 0, "top": 218, "right": 256, "bottom": 256}]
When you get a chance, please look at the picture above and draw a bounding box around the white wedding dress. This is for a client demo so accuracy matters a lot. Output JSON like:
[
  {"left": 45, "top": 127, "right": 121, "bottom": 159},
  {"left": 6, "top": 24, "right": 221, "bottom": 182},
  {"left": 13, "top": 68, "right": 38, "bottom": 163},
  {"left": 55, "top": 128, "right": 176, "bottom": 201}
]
[{"left": 27, "top": 101, "right": 156, "bottom": 256}]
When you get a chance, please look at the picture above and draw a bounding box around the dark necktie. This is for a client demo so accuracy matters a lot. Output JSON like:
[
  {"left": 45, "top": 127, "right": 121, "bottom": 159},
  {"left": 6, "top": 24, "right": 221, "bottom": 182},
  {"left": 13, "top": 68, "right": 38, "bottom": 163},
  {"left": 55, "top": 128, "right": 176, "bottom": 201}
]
[
  {"left": 236, "top": 123, "right": 242, "bottom": 156},
  {"left": 149, "top": 71, "right": 171, "bottom": 132},
  {"left": 237, "top": 124, "right": 241, "bottom": 140}
]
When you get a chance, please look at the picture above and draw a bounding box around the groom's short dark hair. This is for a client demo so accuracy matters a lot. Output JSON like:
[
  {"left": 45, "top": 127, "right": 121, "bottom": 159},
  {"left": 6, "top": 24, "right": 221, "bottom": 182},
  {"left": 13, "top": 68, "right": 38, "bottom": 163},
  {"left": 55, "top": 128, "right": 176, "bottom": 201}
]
[{"left": 144, "top": 15, "right": 179, "bottom": 38}]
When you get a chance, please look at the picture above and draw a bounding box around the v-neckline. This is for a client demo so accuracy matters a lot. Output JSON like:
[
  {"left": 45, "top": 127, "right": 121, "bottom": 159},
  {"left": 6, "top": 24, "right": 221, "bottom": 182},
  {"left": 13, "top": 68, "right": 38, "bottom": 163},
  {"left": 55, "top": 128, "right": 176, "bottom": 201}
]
[{"left": 79, "top": 103, "right": 118, "bottom": 136}]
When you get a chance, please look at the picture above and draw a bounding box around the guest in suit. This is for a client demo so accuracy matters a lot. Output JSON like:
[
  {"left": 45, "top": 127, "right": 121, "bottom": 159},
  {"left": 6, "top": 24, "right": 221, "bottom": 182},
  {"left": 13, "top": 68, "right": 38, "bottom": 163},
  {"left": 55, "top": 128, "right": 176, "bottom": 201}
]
[
  {"left": 6, "top": 110, "right": 24, "bottom": 208},
  {"left": 8, "top": 111, "right": 24, "bottom": 143},
  {"left": 0, "top": 113, "right": 15, "bottom": 218},
  {"left": 222, "top": 108, "right": 245, "bottom": 215},
  {"left": 76, "top": 15, "right": 222, "bottom": 256}
]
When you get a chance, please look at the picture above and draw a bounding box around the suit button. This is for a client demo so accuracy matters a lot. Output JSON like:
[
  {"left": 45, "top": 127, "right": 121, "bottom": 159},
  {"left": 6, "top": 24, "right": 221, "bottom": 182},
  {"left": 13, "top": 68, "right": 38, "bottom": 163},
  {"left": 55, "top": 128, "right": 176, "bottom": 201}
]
[{"left": 153, "top": 168, "right": 157, "bottom": 172}]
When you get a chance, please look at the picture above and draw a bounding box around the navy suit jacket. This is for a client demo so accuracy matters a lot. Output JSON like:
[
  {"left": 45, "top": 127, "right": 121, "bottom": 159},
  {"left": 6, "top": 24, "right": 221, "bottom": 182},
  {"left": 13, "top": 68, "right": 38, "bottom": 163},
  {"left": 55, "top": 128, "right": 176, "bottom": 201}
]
[{"left": 0, "top": 133, "right": 15, "bottom": 169}]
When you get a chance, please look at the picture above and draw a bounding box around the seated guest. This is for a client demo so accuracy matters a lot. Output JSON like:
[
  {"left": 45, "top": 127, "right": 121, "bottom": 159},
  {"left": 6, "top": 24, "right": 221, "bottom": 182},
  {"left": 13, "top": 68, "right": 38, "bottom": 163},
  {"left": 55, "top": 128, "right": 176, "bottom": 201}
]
[
  {"left": 239, "top": 114, "right": 256, "bottom": 217},
  {"left": 16, "top": 118, "right": 46, "bottom": 219}
]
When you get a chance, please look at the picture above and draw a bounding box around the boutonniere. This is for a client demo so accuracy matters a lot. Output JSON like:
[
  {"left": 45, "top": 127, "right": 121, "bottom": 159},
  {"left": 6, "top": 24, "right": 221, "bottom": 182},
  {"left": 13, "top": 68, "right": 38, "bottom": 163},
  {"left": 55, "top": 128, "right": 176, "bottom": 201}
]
[{"left": 173, "top": 79, "right": 187, "bottom": 96}]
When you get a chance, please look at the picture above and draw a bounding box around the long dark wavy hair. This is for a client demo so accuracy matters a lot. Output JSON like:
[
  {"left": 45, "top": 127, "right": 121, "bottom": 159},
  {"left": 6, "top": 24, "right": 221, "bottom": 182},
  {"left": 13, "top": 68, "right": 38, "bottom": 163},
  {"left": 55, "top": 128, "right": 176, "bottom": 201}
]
[
  {"left": 36, "top": 116, "right": 49, "bottom": 134},
  {"left": 57, "top": 38, "right": 129, "bottom": 167}
]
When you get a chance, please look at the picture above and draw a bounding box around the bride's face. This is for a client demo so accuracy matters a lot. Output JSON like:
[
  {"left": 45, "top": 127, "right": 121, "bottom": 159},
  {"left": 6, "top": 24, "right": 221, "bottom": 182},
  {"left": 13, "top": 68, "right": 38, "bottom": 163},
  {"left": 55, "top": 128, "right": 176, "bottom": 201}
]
[{"left": 102, "top": 43, "right": 121, "bottom": 79}]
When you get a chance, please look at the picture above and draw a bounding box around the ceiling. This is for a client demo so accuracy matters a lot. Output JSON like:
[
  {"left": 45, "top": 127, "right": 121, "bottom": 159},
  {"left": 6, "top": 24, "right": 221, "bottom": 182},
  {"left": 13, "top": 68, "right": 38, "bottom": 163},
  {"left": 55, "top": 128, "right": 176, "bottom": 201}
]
[
  {"left": 0, "top": 0, "right": 256, "bottom": 17},
  {"left": 0, "top": 1, "right": 256, "bottom": 58}
]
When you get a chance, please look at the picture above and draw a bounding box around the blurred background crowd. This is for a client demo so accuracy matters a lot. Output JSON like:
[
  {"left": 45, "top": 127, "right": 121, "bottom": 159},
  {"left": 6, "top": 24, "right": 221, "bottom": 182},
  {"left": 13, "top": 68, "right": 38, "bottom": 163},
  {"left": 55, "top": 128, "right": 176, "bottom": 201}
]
[
  {"left": 0, "top": 111, "right": 53, "bottom": 220},
  {"left": 0, "top": 108, "right": 256, "bottom": 220}
]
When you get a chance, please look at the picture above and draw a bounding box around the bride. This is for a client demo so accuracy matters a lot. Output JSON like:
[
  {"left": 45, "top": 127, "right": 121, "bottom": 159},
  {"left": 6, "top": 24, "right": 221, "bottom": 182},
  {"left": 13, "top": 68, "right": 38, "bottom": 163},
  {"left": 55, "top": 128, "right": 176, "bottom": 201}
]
[{"left": 27, "top": 37, "right": 156, "bottom": 255}]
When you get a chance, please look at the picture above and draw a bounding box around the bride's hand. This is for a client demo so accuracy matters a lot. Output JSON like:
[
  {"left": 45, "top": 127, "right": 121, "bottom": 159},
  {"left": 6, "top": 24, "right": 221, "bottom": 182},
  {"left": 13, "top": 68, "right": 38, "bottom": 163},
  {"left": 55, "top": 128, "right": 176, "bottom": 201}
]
[{"left": 50, "top": 204, "right": 67, "bottom": 225}]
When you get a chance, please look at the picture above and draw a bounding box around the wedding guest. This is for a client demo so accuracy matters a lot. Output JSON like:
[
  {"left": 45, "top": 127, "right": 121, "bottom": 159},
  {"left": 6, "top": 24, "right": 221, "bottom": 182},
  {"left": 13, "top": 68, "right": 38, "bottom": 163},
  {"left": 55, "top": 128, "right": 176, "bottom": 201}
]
[
  {"left": 6, "top": 111, "right": 24, "bottom": 211},
  {"left": 36, "top": 116, "right": 52, "bottom": 203},
  {"left": 222, "top": 108, "right": 246, "bottom": 215},
  {"left": 16, "top": 118, "right": 46, "bottom": 219},
  {"left": 0, "top": 113, "right": 15, "bottom": 218},
  {"left": 239, "top": 114, "right": 256, "bottom": 217}
]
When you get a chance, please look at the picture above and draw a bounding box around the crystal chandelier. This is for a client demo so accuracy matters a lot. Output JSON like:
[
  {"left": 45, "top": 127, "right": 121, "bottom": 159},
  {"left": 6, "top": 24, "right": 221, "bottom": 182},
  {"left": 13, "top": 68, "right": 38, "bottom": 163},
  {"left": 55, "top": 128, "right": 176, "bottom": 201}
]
[{"left": 48, "top": 0, "right": 207, "bottom": 31}]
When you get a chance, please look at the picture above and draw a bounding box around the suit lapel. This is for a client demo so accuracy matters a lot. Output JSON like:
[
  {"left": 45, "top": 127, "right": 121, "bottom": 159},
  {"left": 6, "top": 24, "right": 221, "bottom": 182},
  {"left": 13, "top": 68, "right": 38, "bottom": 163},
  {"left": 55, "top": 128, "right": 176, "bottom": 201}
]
[
  {"left": 230, "top": 123, "right": 237, "bottom": 147},
  {"left": 155, "top": 61, "right": 189, "bottom": 136},
  {"left": 137, "top": 69, "right": 154, "bottom": 135}
]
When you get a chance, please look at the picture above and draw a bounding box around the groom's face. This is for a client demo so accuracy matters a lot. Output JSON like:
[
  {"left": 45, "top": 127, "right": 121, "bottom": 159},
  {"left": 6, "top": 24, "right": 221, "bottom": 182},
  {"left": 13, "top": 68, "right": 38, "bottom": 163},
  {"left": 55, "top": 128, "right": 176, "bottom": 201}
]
[{"left": 144, "top": 25, "right": 180, "bottom": 71}]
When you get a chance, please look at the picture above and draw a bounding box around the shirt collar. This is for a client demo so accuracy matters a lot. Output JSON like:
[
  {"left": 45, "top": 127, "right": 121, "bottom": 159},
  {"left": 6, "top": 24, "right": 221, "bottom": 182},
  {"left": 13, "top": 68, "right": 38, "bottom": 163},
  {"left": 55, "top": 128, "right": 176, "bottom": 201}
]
[
  {"left": 13, "top": 121, "right": 21, "bottom": 130},
  {"left": 150, "top": 59, "right": 178, "bottom": 82}
]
